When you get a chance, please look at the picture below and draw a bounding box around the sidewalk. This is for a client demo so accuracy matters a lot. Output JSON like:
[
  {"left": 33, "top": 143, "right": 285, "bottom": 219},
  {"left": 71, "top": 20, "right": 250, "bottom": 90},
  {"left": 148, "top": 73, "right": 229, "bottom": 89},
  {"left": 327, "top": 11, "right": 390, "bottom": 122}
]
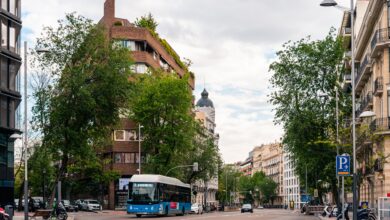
[
  {"left": 12, "top": 211, "right": 75, "bottom": 220},
  {"left": 317, "top": 213, "right": 351, "bottom": 220}
]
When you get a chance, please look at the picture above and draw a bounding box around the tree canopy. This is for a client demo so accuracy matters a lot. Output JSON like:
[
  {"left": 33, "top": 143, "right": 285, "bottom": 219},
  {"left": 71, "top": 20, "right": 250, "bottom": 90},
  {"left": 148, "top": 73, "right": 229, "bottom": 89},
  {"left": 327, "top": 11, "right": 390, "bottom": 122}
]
[
  {"left": 31, "top": 13, "right": 134, "bottom": 207},
  {"left": 269, "top": 29, "right": 349, "bottom": 204}
]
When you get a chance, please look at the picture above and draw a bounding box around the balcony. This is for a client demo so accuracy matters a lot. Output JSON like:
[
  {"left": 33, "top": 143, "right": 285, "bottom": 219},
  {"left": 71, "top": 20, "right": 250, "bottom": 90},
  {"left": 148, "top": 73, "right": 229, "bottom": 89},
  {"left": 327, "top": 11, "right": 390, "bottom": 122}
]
[
  {"left": 355, "top": 54, "right": 372, "bottom": 94},
  {"left": 356, "top": 92, "right": 373, "bottom": 118},
  {"left": 371, "top": 28, "right": 390, "bottom": 58},
  {"left": 374, "top": 76, "right": 383, "bottom": 96},
  {"left": 371, "top": 117, "right": 390, "bottom": 131},
  {"left": 342, "top": 73, "right": 351, "bottom": 91}
]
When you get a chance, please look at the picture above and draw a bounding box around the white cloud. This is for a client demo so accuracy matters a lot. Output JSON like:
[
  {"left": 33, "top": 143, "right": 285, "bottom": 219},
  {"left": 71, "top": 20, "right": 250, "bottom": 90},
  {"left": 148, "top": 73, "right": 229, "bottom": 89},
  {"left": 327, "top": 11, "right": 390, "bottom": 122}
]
[{"left": 23, "top": 0, "right": 349, "bottom": 163}]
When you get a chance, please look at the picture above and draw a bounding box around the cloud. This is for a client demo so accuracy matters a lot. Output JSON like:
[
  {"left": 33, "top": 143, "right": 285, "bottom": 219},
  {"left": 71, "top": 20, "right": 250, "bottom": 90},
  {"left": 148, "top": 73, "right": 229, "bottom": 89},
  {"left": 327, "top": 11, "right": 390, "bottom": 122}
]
[{"left": 23, "top": 0, "right": 348, "bottom": 163}]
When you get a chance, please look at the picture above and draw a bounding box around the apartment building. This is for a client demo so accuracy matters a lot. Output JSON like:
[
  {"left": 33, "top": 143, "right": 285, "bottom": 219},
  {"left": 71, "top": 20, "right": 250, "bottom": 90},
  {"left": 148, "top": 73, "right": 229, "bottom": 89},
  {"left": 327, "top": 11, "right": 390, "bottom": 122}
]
[
  {"left": 260, "top": 143, "right": 284, "bottom": 205},
  {"left": 242, "top": 143, "right": 284, "bottom": 205},
  {"left": 339, "top": 0, "right": 390, "bottom": 208},
  {"left": 193, "top": 89, "right": 219, "bottom": 208},
  {"left": 240, "top": 152, "right": 253, "bottom": 177},
  {"left": 99, "top": 0, "right": 194, "bottom": 209},
  {"left": 0, "top": 0, "right": 21, "bottom": 208},
  {"left": 283, "top": 150, "right": 300, "bottom": 209}
]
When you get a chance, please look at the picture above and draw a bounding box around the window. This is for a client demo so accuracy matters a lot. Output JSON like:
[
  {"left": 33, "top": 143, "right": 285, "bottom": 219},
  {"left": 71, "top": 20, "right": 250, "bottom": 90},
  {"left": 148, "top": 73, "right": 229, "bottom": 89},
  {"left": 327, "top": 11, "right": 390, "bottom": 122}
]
[
  {"left": 9, "top": 23, "right": 20, "bottom": 53},
  {"left": 9, "top": 60, "right": 19, "bottom": 91},
  {"left": 1, "top": 18, "right": 7, "bottom": 49},
  {"left": 114, "top": 130, "right": 125, "bottom": 141},
  {"left": 1, "top": 0, "right": 7, "bottom": 11},
  {"left": 0, "top": 97, "right": 7, "bottom": 127},
  {"left": 114, "top": 153, "right": 140, "bottom": 164},
  {"left": 1, "top": 57, "right": 7, "bottom": 88},
  {"left": 135, "top": 64, "right": 147, "bottom": 74}
]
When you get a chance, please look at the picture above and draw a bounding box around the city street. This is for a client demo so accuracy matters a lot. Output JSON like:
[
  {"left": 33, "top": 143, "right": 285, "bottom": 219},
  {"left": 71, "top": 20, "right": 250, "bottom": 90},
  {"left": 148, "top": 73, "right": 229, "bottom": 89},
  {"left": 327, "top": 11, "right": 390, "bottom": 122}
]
[{"left": 65, "top": 209, "right": 320, "bottom": 220}]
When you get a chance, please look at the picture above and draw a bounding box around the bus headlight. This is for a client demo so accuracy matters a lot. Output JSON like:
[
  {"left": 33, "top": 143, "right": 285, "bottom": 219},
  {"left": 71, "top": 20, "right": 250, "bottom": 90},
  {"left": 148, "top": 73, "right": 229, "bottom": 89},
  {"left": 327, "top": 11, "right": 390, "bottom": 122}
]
[{"left": 159, "top": 204, "right": 163, "bottom": 211}]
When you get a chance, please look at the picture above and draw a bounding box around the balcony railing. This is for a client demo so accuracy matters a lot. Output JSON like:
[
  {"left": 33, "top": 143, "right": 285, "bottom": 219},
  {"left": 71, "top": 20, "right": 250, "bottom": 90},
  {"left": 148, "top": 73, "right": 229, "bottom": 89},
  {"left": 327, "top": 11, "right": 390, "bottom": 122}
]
[
  {"left": 371, "top": 28, "right": 390, "bottom": 57},
  {"left": 374, "top": 76, "right": 383, "bottom": 96},
  {"left": 355, "top": 55, "right": 370, "bottom": 85},
  {"left": 356, "top": 92, "right": 373, "bottom": 117},
  {"left": 371, "top": 117, "right": 390, "bottom": 131}
]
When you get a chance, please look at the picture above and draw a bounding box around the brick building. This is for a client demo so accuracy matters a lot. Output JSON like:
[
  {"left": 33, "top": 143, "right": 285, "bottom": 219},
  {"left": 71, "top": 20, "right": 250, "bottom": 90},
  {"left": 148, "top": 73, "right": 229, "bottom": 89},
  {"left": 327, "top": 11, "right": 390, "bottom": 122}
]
[
  {"left": 99, "top": 0, "right": 194, "bottom": 209},
  {"left": 0, "top": 0, "right": 21, "bottom": 208}
]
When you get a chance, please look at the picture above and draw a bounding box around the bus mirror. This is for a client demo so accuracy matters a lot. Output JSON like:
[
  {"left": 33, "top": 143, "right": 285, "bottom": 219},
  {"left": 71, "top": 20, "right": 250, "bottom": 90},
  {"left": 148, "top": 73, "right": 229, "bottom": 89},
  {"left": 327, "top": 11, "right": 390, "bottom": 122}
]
[{"left": 193, "top": 162, "right": 198, "bottom": 172}]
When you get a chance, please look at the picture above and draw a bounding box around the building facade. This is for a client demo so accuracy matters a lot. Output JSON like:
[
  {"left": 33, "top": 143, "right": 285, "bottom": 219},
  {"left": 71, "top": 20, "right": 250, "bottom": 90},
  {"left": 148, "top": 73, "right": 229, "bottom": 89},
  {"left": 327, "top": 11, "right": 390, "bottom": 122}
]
[
  {"left": 99, "top": 0, "right": 194, "bottom": 209},
  {"left": 0, "top": 0, "right": 21, "bottom": 208},
  {"left": 283, "top": 150, "right": 300, "bottom": 209},
  {"left": 339, "top": 0, "right": 390, "bottom": 208},
  {"left": 240, "top": 143, "right": 284, "bottom": 205},
  {"left": 194, "top": 89, "right": 219, "bottom": 208},
  {"left": 259, "top": 143, "right": 283, "bottom": 205}
]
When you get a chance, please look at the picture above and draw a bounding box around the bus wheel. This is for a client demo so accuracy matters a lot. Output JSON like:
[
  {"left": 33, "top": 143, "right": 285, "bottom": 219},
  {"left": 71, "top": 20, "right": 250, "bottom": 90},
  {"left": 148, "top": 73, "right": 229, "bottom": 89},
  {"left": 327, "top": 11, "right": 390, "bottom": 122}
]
[{"left": 136, "top": 214, "right": 142, "bottom": 218}]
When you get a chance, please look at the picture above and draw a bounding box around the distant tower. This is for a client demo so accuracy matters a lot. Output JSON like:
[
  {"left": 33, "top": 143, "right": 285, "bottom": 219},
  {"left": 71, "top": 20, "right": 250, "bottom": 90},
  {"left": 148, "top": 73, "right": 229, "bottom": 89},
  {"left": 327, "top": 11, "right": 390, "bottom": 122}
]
[{"left": 196, "top": 89, "right": 215, "bottom": 124}]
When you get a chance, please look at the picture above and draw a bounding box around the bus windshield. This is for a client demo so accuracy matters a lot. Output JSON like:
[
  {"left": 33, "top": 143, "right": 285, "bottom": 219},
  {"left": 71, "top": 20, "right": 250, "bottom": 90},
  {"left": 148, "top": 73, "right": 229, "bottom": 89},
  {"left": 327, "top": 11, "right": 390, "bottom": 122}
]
[{"left": 129, "top": 183, "right": 158, "bottom": 203}]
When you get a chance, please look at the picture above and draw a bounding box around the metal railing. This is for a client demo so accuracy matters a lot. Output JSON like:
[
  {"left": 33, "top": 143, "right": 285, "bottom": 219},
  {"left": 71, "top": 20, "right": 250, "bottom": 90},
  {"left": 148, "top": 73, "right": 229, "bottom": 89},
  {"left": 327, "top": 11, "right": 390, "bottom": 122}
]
[
  {"left": 355, "top": 55, "right": 369, "bottom": 84},
  {"left": 371, "top": 117, "right": 390, "bottom": 131},
  {"left": 356, "top": 92, "right": 373, "bottom": 117},
  {"left": 374, "top": 76, "right": 383, "bottom": 95},
  {"left": 371, "top": 28, "right": 390, "bottom": 51}
]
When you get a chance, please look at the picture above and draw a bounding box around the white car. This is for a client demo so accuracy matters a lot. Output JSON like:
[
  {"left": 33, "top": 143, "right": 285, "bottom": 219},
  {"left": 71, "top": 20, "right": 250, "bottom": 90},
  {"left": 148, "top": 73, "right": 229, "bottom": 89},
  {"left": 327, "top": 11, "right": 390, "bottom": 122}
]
[
  {"left": 191, "top": 203, "right": 203, "bottom": 214},
  {"left": 83, "top": 200, "right": 102, "bottom": 211}
]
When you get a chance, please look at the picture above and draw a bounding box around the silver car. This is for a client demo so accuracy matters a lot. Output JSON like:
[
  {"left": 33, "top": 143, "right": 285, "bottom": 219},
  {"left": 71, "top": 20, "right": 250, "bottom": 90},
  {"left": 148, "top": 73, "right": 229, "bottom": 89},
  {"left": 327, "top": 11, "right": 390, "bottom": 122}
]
[{"left": 83, "top": 200, "right": 102, "bottom": 211}]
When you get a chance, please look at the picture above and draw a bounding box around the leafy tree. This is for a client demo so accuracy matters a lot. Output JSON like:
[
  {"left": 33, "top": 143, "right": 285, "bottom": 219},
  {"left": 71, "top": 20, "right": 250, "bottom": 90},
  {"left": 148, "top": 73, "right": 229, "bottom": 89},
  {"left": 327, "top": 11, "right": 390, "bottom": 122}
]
[
  {"left": 31, "top": 13, "right": 134, "bottom": 207},
  {"left": 135, "top": 13, "right": 159, "bottom": 34},
  {"left": 217, "top": 165, "right": 241, "bottom": 205},
  {"left": 236, "top": 171, "right": 278, "bottom": 205},
  {"left": 269, "top": 29, "right": 348, "bottom": 204},
  {"left": 129, "top": 71, "right": 219, "bottom": 182}
]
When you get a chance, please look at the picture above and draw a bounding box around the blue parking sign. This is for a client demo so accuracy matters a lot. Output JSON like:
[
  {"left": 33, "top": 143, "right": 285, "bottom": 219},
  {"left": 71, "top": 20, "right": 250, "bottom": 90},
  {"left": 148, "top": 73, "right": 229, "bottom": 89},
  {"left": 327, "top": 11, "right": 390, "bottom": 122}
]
[{"left": 336, "top": 155, "right": 350, "bottom": 176}]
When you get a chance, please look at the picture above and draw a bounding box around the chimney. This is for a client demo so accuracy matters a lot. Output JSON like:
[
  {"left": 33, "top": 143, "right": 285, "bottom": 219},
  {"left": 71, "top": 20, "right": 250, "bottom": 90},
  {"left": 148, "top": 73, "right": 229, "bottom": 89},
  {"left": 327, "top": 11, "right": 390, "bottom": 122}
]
[{"left": 104, "top": 0, "right": 115, "bottom": 20}]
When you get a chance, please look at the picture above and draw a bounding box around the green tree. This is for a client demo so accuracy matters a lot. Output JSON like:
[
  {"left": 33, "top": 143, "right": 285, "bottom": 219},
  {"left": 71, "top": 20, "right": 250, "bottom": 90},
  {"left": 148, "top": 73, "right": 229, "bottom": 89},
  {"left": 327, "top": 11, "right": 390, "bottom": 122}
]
[
  {"left": 269, "top": 29, "right": 348, "bottom": 204},
  {"left": 135, "top": 13, "right": 159, "bottom": 34},
  {"left": 32, "top": 13, "right": 134, "bottom": 207},
  {"left": 217, "top": 165, "right": 241, "bottom": 205},
  {"left": 129, "top": 71, "right": 220, "bottom": 183}
]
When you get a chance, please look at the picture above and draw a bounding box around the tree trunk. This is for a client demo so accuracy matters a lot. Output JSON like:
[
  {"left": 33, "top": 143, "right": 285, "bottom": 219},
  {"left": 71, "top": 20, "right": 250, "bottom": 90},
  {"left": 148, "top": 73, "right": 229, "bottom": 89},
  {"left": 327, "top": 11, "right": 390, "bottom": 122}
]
[
  {"left": 17, "top": 180, "right": 24, "bottom": 211},
  {"left": 48, "top": 155, "right": 69, "bottom": 208}
]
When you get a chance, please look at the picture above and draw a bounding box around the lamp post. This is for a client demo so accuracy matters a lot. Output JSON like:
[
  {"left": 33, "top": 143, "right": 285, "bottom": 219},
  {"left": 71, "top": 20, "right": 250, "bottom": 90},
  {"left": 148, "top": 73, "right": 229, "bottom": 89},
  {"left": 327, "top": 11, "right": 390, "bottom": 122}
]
[{"left": 320, "top": 0, "right": 357, "bottom": 219}]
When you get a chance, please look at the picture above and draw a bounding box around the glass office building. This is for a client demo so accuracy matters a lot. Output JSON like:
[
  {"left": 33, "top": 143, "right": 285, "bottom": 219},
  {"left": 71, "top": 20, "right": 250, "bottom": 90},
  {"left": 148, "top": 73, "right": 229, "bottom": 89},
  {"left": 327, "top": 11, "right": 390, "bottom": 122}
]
[{"left": 0, "top": 0, "right": 21, "bottom": 207}]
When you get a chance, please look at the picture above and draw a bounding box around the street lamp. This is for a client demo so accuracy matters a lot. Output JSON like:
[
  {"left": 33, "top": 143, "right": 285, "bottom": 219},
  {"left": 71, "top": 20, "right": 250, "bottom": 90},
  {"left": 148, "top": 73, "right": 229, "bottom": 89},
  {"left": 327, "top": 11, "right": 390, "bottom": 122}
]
[{"left": 321, "top": 1, "right": 357, "bottom": 219}]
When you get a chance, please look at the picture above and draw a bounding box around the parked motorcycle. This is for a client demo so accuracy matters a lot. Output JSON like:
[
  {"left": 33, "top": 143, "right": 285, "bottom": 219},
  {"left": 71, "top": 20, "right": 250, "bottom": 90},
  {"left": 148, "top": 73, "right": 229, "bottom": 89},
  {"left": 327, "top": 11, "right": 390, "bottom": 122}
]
[
  {"left": 51, "top": 202, "right": 68, "bottom": 220},
  {"left": 337, "top": 204, "right": 350, "bottom": 220},
  {"left": 0, "top": 208, "right": 9, "bottom": 220},
  {"left": 322, "top": 204, "right": 332, "bottom": 217}
]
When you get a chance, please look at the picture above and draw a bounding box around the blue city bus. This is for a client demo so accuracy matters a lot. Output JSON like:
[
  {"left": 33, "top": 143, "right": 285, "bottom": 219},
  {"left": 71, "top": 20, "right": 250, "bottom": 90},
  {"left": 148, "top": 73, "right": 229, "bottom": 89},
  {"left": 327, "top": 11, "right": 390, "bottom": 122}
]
[{"left": 127, "top": 174, "right": 191, "bottom": 217}]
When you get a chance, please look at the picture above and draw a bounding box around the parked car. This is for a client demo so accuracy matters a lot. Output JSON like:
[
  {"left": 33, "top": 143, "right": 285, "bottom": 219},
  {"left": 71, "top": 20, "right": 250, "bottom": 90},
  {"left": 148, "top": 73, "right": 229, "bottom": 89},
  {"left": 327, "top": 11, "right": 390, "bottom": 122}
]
[
  {"left": 190, "top": 203, "right": 203, "bottom": 214},
  {"left": 75, "top": 200, "right": 85, "bottom": 211},
  {"left": 83, "top": 200, "right": 102, "bottom": 211},
  {"left": 62, "top": 200, "right": 78, "bottom": 212},
  {"left": 241, "top": 204, "right": 253, "bottom": 213},
  {"left": 257, "top": 205, "right": 264, "bottom": 209}
]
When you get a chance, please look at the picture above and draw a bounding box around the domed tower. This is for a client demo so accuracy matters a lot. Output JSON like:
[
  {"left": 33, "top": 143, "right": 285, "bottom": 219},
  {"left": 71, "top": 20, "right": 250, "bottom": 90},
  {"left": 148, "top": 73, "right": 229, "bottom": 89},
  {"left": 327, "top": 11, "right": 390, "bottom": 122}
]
[{"left": 196, "top": 89, "right": 216, "bottom": 134}]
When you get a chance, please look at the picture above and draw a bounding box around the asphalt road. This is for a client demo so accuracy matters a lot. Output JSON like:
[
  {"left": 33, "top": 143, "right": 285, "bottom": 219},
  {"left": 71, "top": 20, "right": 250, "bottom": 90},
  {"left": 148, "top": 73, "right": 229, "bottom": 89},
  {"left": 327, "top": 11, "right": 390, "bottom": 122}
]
[{"left": 70, "top": 209, "right": 320, "bottom": 220}]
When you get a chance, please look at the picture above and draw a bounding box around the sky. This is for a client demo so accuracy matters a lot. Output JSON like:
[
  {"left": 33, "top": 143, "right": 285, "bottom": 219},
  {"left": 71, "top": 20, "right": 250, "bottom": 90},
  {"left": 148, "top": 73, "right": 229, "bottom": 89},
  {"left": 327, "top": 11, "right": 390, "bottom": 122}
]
[{"left": 22, "top": 0, "right": 350, "bottom": 163}]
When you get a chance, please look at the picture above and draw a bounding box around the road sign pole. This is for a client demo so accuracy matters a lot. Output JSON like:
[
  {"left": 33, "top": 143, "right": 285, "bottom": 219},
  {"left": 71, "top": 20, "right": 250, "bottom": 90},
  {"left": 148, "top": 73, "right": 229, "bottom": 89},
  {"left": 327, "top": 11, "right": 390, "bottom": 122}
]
[{"left": 342, "top": 176, "right": 345, "bottom": 220}]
